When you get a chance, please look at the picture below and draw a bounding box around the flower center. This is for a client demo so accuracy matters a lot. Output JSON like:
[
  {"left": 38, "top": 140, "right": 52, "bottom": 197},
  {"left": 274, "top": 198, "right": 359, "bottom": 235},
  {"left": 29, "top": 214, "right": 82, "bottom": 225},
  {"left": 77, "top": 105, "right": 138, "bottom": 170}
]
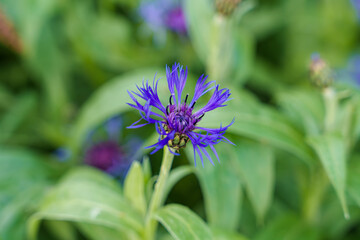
[
  {"left": 166, "top": 103, "right": 195, "bottom": 133},
  {"left": 161, "top": 94, "right": 205, "bottom": 151}
]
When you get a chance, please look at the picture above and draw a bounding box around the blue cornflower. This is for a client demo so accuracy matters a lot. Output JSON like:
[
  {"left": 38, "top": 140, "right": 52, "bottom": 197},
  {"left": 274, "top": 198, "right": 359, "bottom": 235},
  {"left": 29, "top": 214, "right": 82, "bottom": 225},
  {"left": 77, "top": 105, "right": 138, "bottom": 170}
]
[
  {"left": 337, "top": 54, "right": 360, "bottom": 86},
  {"left": 351, "top": 0, "right": 360, "bottom": 20},
  {"left": 138, "top": 0, "right": 187, "bottom": 35},
  {"left": 127, "top": 63, "right": 233, "bottom": 166},
  {"left": 84, "top": 116, "right": 142, "bottom": 180}
]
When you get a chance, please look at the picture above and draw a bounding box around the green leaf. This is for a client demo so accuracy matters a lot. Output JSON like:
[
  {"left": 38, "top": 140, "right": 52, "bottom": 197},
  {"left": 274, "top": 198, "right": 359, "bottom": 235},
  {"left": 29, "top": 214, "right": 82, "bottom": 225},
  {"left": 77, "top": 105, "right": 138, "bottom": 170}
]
[
  {"left": 212, "top": 228, "right": 249, "bottom": 240},
  {"left": 1, "top": 182, "right": 48, "bottom": 240},
  {"left": 254, "top": 214, "right": 319, "bottom": 240},
  {"left": 186, "top": 143, "right": 242, "bottom": 231},
  {"left": 347, "top": 155, "right": 360, "bottom": 206},
  {"left": 200, "top": 103, "right": 314, "bottom": 164},
  {"left": 28, "top": 167, "right": 143, "bottom": 240},
  {"left": 308, "top": 133, "right": 349, "bottom": 218},
  {"left": 0, "top": 147, "right": 49, "bottom": 184},
  {"left": 76, "top": 222, "right": 128, "bottom": 240},
  {"left": 0, "top": 148, "right": 50, "bottom": 240},
  {"left": 70, "top": 68, "right": 165, "bottom": 152},
  {"left": 60, "top": 167, "right": 123, "bottom": 194},
  {"left": 124, "top": 161, "right": 147, "bottom": 216},
  {"left": 277, "top": 88, "right": 324, "bottom": 135},
  {"left": 234, "top": 141, "right": 275, "bottom": 223},
  {"left": 142, "top": 155, "right": 152, "bottom": 183},
  {"left": 0, "top": 92, "right": 37, "bottom": 142},
  {"left": 155, "top": 204, "right": 213, "bottom": 240}
]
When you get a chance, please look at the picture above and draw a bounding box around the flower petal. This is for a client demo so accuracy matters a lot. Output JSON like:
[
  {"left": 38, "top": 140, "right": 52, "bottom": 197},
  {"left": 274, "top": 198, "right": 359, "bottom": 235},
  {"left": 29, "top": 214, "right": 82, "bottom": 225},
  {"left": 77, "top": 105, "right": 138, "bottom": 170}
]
[{"left": 194, "top": 85, "right": 231, "bottom": 116}]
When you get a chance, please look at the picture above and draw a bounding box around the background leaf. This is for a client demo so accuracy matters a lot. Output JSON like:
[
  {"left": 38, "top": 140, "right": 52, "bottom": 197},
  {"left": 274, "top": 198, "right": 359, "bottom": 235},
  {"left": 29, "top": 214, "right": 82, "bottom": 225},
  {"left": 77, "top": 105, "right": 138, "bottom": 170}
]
[
  {"left": 28, "top": 167, "right": 143, "bottom": 240},
  {"left": 200, "top": 100, "right": 314, "bottom": 164},
  {"left": 124, "top": 161, "right": 147, "bottom": 216},
  {"left": 0, "top": 147, "right": 50, "bottom": 240},
  {"left": 0, "top": 92, "right": 37, "bottom": 143},
  {"left": 212, "top": 228, "right": 249, "bottom": 240},
  {"left": 234, "top": 141, "right": 275, "bottom": 223},
  {"left": 186, "top": 143, "right": 242, "bottom": 231},
  {"left": 308, "top": 133, "right": 349, "bottom": 218},
  {"left": 70, "top": 68, "right": 165, "bottom": 152},
  {"left": 254, "top": 214, "right": 319, "bottom": 240},
  {"left": 155, "top": 204, "right": 213, "bottom": 240},
  {"left": 276, "top": 88, "right": 324, "bottom": 135}
]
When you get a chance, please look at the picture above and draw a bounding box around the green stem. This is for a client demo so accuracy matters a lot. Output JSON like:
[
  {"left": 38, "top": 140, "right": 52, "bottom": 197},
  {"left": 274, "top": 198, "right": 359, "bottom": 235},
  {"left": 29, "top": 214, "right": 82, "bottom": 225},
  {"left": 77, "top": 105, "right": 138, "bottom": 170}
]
[
  {"left": 144, "top": 147, "right": 174, "bottom": 240},
  {"left": 322, "top": 87, "right": 337, "bottom": 132},
  {"left": 207, "top": 14, "right": 231, "bottom": 82},
  {"left": 302, "top": 87, "right": 337, "bottom": 223}
]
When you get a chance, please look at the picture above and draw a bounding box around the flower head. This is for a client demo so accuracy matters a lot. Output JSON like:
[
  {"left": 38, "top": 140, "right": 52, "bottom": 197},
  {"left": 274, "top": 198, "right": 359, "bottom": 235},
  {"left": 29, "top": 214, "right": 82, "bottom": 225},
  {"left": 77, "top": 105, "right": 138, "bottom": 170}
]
[
  {"left": 337, "top": 54, "right": 360, "bottom": 86},
  {"left": 309, "top": 53, "right": 333, "bottom": 88},
  {"left": 127, "top": 63, "right": 233, "bottom": 166},
  {"left": 138, "top": 0, "right": 187, "bottom": 35},
  {"left": 84, "top": 116, "right": 142, "bottom": 180},
  {"left": 215, "top": 0, "right": 242, "bottom": 16},
  {"left": 351, "top": 0, "right": 360, "bottom": 20}
]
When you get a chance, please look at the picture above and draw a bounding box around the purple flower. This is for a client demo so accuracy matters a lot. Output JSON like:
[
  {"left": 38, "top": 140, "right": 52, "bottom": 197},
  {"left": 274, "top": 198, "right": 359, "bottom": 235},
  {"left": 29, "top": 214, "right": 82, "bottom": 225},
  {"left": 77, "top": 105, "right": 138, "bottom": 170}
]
[
  {"left": 138, "top": 0, "right": 187, "bottom": 34},
  {"left": 351, "top": 0, "right": 360, "bottom": 20},
  {"left": 127, "top": 63, "right": 233, "bottom": 166},
  {"left": 337, "top": 55, "right": 360, "bottom": 86},
  {"left": 84, "top": 140, "right": 129, "bottom": 177},
  {"left": 84, "top": 116, "right": 142, "bottom": 180}
]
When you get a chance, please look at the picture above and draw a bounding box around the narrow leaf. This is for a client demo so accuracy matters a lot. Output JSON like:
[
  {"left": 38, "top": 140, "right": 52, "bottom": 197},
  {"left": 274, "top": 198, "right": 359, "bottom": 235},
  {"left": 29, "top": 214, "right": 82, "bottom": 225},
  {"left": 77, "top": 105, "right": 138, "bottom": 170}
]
[
  {"left": 186, "top": 143, "right": 242, "bottom": 231},
  {"left": 234, "top": 141, "right": 274, "bottom": 223},
  {"left": 124, "top": 162, "right": 147, "bottom": 216},
  {"left": 308, "top": 133, "right": 349, "bottom": 218}
]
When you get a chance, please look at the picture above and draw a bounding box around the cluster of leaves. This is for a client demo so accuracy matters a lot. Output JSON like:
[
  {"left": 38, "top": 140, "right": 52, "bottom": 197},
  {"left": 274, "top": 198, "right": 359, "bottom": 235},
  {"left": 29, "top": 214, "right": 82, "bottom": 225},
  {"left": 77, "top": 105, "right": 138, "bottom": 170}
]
[{"left": 1, "top": 0, "right": 360, "bottom": 239}]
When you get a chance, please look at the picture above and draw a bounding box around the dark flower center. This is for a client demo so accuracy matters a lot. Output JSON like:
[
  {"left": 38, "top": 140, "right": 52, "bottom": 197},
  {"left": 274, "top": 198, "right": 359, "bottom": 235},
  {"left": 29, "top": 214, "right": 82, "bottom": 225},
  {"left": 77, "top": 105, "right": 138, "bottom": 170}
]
[
  {"left": 170, "top": 106, "right": 194, "bottom": 132},
  {"left": 162, "top": 94, "right": 205, "bottom": 151},
  {"left": 84, "top": 141, "right": 124, "bottom": 171}
]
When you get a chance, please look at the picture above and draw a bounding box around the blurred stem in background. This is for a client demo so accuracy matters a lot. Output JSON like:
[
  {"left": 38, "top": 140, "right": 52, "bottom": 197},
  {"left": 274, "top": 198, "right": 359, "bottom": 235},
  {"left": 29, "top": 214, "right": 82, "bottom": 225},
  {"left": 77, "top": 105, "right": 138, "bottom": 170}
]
[
  {"left": 145, "top": 147, "right": 174, "bottom": 240},
  {"left": 302, "top": 55, "right": 345, "bottom": 223},
  {"left": 207, "top": 0, "right": 254, "bottom": 84},
  {"left": 207, "top": 14, "right": 231, "bottom": 82},
  {"left": 302, "top": 86, "right": 339, "bottom": 223},
  {"left": 322, "top": 87, "right": 337, "bottom": 132}
]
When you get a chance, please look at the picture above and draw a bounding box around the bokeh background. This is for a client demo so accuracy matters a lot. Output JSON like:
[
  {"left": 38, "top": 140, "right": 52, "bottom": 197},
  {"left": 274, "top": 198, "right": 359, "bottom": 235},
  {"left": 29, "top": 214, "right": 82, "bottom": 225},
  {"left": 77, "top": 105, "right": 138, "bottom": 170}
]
[{"left": 1, "top": 0, "right": 360, "bottom": 239}]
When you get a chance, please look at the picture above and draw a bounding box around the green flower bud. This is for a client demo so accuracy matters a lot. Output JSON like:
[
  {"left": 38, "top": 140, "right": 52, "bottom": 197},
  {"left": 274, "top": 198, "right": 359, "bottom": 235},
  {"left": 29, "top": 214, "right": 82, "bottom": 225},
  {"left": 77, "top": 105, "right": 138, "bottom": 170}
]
[
  {"left": 309, "top": 54, "right": 333, "bottom": 88},
  {"left": 215, "top": 0, "right": 242, "bottom": 16}
]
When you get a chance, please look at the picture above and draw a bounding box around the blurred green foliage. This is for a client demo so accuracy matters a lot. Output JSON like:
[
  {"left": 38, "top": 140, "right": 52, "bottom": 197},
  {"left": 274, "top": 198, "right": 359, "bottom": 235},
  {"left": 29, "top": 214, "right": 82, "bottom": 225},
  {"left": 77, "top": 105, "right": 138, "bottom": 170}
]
[{"left": 1, "top": 0, "right": 360, "bottom": 239}]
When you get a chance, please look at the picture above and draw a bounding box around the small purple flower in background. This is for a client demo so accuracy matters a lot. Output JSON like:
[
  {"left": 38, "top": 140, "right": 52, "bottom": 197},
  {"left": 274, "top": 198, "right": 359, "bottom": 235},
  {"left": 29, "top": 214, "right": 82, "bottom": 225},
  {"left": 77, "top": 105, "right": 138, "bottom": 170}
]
[
  {"left": 83, "top": 116, "right": 142, "bottom": 180},
  {"left": 337, "top": 55, "right": 360, "bottom": 86},
  {"left": 127, "top": 63, "right": 233, "bottom": 166},
  {"left": 351, "top": 0, "right": 360, "bottom": 20},
  {"left": 138, "top": 0, "right": 187, "bottom": 35}
]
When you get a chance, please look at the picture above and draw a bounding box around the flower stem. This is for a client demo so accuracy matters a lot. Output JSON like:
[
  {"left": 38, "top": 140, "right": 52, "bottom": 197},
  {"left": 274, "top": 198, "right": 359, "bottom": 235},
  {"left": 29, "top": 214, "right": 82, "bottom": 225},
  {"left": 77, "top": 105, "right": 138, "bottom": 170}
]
[
  {"left": 145, "top": 147, "right": 174, "bottom": 240},
  {"left": 322, "top": 87, "right": 337, "bottom": 132}
]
